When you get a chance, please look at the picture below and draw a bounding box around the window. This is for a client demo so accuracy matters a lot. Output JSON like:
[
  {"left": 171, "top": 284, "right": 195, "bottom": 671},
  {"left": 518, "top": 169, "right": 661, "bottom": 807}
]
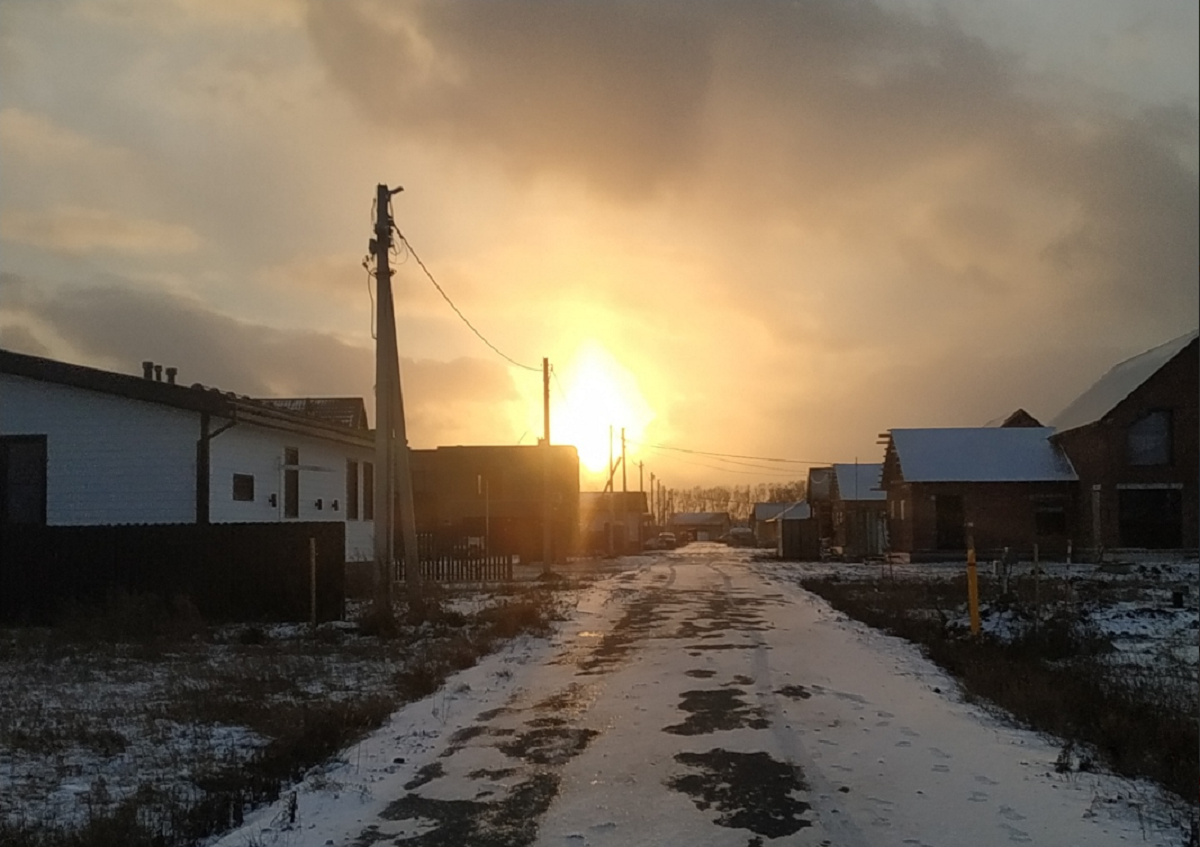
[
  {"left": 283, "top": 447, "right": 299, "bottom": 519},
  {"left": 232, "top": 473, "right": 255, "bottom": 502},
  {"left": 362, "top": 462, "right": 374, "bottom": 520},
  {"left": 0, "top": 435, "right": 47, "bottom": 525},
  {"left": 1127, "top": 410, "right": 1171, "bottom": 466},
  {"left": 346, "top": 460, "right": 360, "bottom": 520}
]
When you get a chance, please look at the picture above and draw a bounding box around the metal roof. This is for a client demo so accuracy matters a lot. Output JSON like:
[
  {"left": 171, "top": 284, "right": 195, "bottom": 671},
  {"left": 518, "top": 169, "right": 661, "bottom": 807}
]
[
  {"left": 1050, "top": 330, "right": 1198, "bottom": 433},
  {"left": 889, "top": 428, "right": 1077, "bottom": 483},
  {"left": 833, "top": 463, "right": 886, "bottom": 501}
]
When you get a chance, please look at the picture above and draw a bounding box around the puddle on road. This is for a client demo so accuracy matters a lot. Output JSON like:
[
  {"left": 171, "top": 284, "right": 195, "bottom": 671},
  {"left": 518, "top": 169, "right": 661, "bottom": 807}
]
[
  {"left": 664, "top": 689, "right": 770, "bottom": 736},
  {"left": 403, "top": 762, "right": 445, "bottom": 790},
  {"left": 685, "top": 669, "right": 717, "bottom": 678},
  {"left": 776, "top": 684, "right": 813, "bottom": 700},
  {"left": 376, "top": 772, "right": 559, "bottom": 847},
  {"left": 667, "top": 748, "right": 813, "bottom": 838},
  {"left": 497, "top": 726, "right": 599, "bottom": 766}
]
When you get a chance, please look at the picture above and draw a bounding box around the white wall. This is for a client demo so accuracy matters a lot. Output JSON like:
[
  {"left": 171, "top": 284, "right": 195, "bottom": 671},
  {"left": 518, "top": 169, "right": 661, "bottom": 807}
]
[
  {"left": 1, "top": 374, "right": 197, "bottom": 524},
  {"left": 2, "top": 373, "right": 376, "bottom": 559},
  {"left": 208, "top": 425, "right": 375, "bottom": 561}
]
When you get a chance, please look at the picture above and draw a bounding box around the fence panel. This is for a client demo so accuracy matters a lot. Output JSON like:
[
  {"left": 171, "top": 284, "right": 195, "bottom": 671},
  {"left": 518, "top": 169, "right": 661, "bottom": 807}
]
[{"left": 0, "top": 522, "right": 344, "bottom": 624}]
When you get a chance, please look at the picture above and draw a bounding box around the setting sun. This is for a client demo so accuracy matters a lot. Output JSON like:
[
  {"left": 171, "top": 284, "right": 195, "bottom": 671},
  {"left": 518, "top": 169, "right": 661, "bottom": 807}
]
[{"left": 550, "top": 342, "right": 655, "bottom": 477}]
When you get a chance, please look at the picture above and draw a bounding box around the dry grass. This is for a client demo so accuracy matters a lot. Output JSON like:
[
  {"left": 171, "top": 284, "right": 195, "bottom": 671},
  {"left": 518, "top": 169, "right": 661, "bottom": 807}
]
[
  {"left": 799, "top": 571, "right": 1198, "bottom": 808},
  {"left": 0, "top": 579, "right": 572, "bottom": 847}
]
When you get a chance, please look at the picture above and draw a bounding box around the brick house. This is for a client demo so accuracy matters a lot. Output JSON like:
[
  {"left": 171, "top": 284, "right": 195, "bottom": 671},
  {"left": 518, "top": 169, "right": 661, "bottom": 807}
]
[
  {"left": 881, "top": 428, "right": 1077, "bottom": 561},
  {"left": 1049, "top": 330, "right": 1198, "bottom": 555},
  {"left": 409, "top": 444, "right": 579, "bottom": 563}
]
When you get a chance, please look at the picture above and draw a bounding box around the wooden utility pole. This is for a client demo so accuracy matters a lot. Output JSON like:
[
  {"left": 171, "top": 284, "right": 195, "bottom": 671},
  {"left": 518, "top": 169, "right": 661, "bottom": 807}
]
[
  {"left": 542, "top": 357, "right": 552, "bottom": 571},
  {"left": 372, "top": 183, "right": 422, "bottom": 611}
]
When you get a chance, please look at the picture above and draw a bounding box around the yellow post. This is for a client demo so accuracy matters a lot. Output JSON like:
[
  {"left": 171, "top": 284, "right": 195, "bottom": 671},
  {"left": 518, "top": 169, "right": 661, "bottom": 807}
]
[{"left": 966, "top": 537, "right": 981, "bottom": 636}]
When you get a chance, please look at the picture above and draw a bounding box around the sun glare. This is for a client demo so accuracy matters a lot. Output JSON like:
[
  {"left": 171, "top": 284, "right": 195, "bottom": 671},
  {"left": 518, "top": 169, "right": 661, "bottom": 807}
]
[{"left": 552, "top": 342, "right": 655, "bottom": 477}]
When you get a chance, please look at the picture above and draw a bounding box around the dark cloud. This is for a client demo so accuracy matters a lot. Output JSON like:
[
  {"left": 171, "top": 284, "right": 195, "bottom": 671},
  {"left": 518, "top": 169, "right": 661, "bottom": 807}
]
[
  {"left": 0, "top": 272, "right": 518, "bottom": 445},
  {"left": 306, "top": 0, "right": 715, "bottom": 199}
]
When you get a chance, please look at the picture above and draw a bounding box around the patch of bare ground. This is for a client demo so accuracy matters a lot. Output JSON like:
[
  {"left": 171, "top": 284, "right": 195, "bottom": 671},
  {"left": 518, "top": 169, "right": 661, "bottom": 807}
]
[{"left": 0, "top": 579, "right": 573, "bottom": 847}]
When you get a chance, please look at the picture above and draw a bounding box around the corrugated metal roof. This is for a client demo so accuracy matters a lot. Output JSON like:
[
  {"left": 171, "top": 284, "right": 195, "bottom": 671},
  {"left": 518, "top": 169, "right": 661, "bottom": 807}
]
[
  {"left": 1050, "top": 330, "right": 1198, "bottom": 433},
  {"left": 890, "top": 428, "right": 1077, "bottom": 483},
  {"left": 833, "top": 463, "right": 886, "bottom": 501}
]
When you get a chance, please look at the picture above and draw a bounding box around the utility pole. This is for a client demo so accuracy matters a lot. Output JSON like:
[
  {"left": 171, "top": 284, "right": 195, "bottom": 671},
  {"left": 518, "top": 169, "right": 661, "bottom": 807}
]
[
  {"left": 542, "top": 357, "right": 552, "bottom": 572},
  {"left": 607, "top": 425, "right": 615, "bottom": 556},
  {"left": 649, "top": 472, "right": 656, "bottom": 526},
  {"left": 372, "top": 183, "right": 422, "bottom": 612}
]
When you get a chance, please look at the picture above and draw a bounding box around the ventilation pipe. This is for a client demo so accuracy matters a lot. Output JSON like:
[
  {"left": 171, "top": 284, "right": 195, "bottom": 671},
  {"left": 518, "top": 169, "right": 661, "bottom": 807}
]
[
  {"left": 154, "top": 364, "right": 163, "bottom": 382},
  {"left": 165, "top": 367, "right": 177, "bottom": 385},
  {"left": 142, "top": 361, "right": 154, "bottom": 380}
]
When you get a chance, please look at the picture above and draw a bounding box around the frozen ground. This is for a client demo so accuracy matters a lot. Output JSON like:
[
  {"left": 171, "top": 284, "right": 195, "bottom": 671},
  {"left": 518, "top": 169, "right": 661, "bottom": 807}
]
[
  {"left": 1, "top": 546, "right": 1194, "bottom": 845},
  {"left": 204, "top": 544, "right": 1195, "bottom": 846}
]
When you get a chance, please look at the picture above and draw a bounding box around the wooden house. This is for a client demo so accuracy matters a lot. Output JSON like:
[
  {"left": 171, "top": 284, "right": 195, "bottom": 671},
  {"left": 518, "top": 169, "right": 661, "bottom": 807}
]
[{"left": 830, "top": 463, "right": 887, "bottom": 559}]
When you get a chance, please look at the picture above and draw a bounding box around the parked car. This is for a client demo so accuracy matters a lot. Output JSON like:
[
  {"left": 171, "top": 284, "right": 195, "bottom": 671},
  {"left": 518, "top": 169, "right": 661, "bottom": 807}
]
[
  {"left": 727, "top": 527, "right": 756, "bottom": 547},
  {"left": 655, "top": 531, "right": 678, "bottom": 549}
]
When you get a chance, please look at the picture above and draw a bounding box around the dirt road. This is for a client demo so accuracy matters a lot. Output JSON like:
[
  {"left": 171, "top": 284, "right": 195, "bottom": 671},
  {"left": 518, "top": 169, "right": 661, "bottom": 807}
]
[{"left": 218, "top": 544, "right": 1183, "bottom": 847}]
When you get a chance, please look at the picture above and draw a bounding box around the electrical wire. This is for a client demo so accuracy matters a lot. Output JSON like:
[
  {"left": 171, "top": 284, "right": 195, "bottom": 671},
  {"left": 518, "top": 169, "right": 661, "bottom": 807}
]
[
  {"left": 391, "top": 222, "right": 540, "bottom": 373},
  {"left": 630, "top": 439, "right": 828, "bottom": 466},
  {"left": 642, "top": 444, "right": 802, "bottom": 477}
]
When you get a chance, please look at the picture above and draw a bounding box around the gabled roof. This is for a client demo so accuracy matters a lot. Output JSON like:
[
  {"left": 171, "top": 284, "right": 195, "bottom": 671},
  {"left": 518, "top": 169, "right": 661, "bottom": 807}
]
[
  {"left": 752, "top": 502, "right": 793, "bottom": 521},
  {"left": 1050, "top": 330, "right": 1199, "bottom": 433},
  {"left": 832, "top": 463, "right": 886, "bottom": 501},
  {"left": 0, "top": 348, "right": 372, "bottom": 448},
  {"left": 764, "top": 501, "right": 811, "bottom": 522},
  {"left": 254, "top": 397, "right": 369, "bottom": 430},
  {"left": 889, "top": 428, "right": 1076, "bottom": 483},
  {"left": 982, "top": 408, "right": 1043, "bottom": 428}
]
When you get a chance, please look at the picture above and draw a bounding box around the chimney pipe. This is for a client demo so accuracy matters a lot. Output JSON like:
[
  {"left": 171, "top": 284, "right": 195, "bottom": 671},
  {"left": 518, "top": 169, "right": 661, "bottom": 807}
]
[
  {"left": 154, "top": 364, "right": 163, "bottom": 382},
  {"left": 142, "top": 361, "right": 154, "bottom": 380},
  {"left": 165, "top": 367, "right": 177, "bottom": 385}
]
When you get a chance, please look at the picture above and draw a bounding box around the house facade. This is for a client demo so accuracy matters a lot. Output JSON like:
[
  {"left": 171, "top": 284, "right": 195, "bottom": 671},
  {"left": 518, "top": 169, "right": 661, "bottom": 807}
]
[
  {"left": 409, "top": 444, "right": 580, "bottom": 563},
  {"left": 579, "top": 490, "right": 648, "bottom": 555},
  {"left": 830, "top": 463, "right": 887, "bottom": 559},
  {"left": 668, "top": 512, "right": 730, "bottom": 542},
  {"left": 882, "top": 428, "right": 1077, "bottom": 561},
  {"left": 0, "top": 350, "right": 376, "bottom": 560},
  {"left": 1050, "top": 331, "right": 1198, "bottom": 554}
]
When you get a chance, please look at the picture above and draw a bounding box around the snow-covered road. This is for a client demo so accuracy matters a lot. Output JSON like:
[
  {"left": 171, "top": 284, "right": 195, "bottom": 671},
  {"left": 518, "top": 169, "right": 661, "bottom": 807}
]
[{"left": 215, "top": 544, "right": 1185, "bottom": 846}]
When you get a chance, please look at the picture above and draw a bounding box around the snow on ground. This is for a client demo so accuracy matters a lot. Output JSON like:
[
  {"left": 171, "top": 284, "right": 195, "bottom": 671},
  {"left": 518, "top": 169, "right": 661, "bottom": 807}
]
[{"left": 206, "top": 545, "right": 1195, "bottom": 846}]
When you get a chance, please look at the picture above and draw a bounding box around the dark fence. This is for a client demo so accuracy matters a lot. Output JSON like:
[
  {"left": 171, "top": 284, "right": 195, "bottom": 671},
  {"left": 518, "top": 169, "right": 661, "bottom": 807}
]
[
  {"left": 0, "top": 522, "right": 345, "bottom": 624},
  {"left": 414, "top": 532, "right": 513, "bottom": 582}
]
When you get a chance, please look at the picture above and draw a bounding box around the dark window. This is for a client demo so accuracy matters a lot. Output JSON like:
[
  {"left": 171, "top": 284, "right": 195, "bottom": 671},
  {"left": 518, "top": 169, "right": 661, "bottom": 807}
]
[
  {"left": 1119, "top": 488, "right": 1182, "bottom": 548},
  {"left": 346, "top": 460, "right": 360, "bottom": 520},
  {"left": 1127, "top": 410, "right": 1172, "bottom": 466},
  {"left": 283, "top": 447, "right": 299, "bottom": 519},
  {"left": 232, "top": 473, "right": 255, "bottom": 502},
  {"left": 0, "top": 435, "right": 47, "bottom": 525},
  {"left": 1034, "top": 507, "right": 1066, "bottom": 536},
  {"left": 362, "top": 462, "right": 374, "bottom": 520}
]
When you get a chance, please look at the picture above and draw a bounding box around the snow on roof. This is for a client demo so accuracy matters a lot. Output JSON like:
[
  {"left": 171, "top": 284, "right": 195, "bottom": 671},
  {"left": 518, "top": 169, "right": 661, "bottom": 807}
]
[
  {"left": 1050, "top": 330, "right": 1198, "bottom": 433},
  {"left": 669, "top": 512, "right": 729, "bottom": 526},
  {"left": 833, "top": 463, "right": 886, "bottom": 501},
  {"left": 890, "top": 427, "right": 1077, "bottom": 483},
  {"left": 752, "top": 502, "right": 793, "bottom": 521},
  {"left": 777, "top": 501, "right": 811, "bottom": 520}
]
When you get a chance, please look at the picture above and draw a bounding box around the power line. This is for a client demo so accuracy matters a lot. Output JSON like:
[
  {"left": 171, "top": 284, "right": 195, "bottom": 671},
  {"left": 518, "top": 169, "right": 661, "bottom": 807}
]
[
  {"left": 643, "top": 445, "right": 801, "bottom": 477},
  {"left": 391, "top": 222, "right": 540, "bottom": 373},
  {"left": 630, "top": 439, "right": 829, "bottom": 466}
]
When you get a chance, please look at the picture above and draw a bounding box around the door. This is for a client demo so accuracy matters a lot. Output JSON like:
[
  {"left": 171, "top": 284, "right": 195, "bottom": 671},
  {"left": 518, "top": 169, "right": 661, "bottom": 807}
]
[{"left": 935, "top": 494, "right": 965, "bottom": 550}]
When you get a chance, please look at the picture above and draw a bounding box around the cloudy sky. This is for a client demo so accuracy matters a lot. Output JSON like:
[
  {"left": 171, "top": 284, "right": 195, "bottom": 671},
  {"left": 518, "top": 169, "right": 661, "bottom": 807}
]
[{"left": 1, "top": 0, "right": 1196, "bottom": 489}]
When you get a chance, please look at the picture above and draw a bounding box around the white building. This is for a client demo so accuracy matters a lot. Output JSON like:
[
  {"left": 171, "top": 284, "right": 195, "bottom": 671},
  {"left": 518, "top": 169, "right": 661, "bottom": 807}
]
[{"left": 0, "top": 349, "right": 375, "bottom": 560}]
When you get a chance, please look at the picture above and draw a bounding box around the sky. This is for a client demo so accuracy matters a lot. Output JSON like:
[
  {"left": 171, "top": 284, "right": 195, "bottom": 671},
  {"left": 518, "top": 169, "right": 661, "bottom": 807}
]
[{"left": 1, "top": 0, "right": 1197, "bottom": 490}]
